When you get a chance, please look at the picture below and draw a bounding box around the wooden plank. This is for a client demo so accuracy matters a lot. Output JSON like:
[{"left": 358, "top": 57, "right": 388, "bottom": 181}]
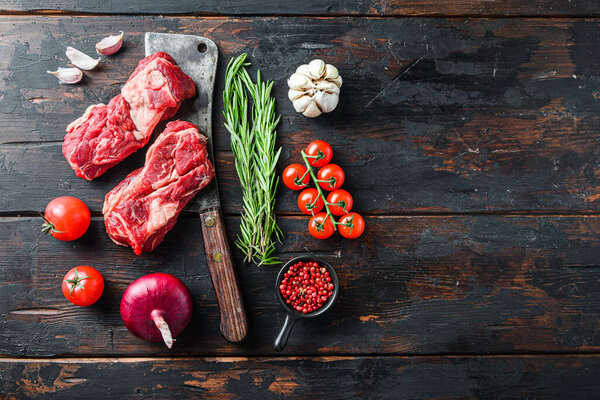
[
  {"left": 1, "top": 355, "right": 599, "bottom": 399},
  {"left": 0, "top": 143, "right": 434, "bottom": 215},
  {"left": 1, "top": 0, "right": 600, "bottom": 16},
  {"left": 2, "top": 17, "right": 600, "bottom": 213},
  {"left": 2, "top": 215, "right": 600, "bottom": 357}
]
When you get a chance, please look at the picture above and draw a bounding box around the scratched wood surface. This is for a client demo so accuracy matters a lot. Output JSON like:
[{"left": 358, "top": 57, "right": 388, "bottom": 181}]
[
  {"left": 3, "top": 17, "right": 600, "bottom": 214},
  {"left": 1, "top": 11, "right": 600, "bottom": 400},
  {"left": 3, "top": 214, "right": 600, "bottom": 357},
  {"left": 1, "top": 355, "right": 599, "bottom": 399},
  {"left": 1, "top": 0, "right": 600, "bottom": 16}
]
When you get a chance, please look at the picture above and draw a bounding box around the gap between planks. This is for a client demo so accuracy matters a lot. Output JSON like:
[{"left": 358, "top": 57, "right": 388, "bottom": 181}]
[
  {"left": 3, "top": 353, "right": 600, "bottom": 363},
  {"left": 2, "top": 11, "right": 600, "bottom": 19},
  {"left": 4, "top": 212, "right": 600, "bottom": 219}
]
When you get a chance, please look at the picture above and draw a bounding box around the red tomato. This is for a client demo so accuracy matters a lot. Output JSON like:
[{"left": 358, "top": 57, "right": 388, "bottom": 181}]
[
  {"left": 62, "top": 266, "right": 104, "bottom": 306},
  {"left": 327, "top": 189, "right": 353, "bottom": 216},
  {"left": 317, "top": 164, "right": 345, "bottom": 191},
  {"left": 308, "top": 212, "right": 335, "bottom": 239},
  {"left": 42, "top": 196, "right": 91, "bottom": 241},
  {"left": 282, "top": 164, "right": 310, "bottom": 190},
  {"left": 338, "top": 212, "right": 365, "bottom": 239},
  {"left": 298, "top": 188, "right": 324, "bottom": 215},
  {"left": 305, "top": 140, "right": 333, "bottom": 168}
]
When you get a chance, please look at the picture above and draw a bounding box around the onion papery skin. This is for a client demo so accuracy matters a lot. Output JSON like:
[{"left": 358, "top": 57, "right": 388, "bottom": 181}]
[{"left": 120, "top": 273, "right": 193, "bottom": 347}]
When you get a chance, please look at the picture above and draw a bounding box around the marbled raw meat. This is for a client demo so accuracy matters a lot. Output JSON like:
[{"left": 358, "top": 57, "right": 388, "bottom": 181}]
[
  {"left": 103, "top": 121, "right": 214, "bottom": 255},
  {"left": 63, "top": 52, "right": 195, "bottom": 180}
]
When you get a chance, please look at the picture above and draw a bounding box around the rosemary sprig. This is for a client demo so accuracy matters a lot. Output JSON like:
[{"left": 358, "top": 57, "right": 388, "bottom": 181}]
[{"left": 223, "top": 54, "right": 282, "bottom": 266}]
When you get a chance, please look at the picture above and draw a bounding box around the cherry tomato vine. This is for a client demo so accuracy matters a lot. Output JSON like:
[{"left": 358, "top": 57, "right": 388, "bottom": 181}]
[{"left": 281, "top": 140, "right": 365, "bottom": 239}]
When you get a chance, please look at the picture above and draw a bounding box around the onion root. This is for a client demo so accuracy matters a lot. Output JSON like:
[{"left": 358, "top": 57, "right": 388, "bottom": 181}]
[{"left": 151, "top": 310, "right": 174, "bottom": 348}]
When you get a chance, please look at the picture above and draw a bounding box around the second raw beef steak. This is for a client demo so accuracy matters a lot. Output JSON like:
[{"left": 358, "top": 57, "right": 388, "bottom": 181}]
[{"left": 103, "top": 121, "right": 214, "bottom": 255}]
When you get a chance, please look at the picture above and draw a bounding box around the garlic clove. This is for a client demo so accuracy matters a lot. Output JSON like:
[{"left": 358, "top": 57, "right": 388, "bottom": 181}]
[
  {"left": 288, "top": 72, "right": 313, "bottom": 90},
  {"left": 66, "top": 46, "right": 101, "bottom": 70},
  {"left": 314, "top": 91, "right": 339, "bottom": 114},
  {"left": 325, "top": 64, "right": 339, "bottom": 80},
  {"left": 325, "top": 64, "right": 343, "bottom": 87},
  {"left": 292, "top": 95, "right": 314, "bottom": 113},
  {"left": 296, "top": 64, "right": 311, "bottom": 77},
  {"left": 96, "top": 31, "right": 124, "bottom": 55},
  {"left": 288, "top": 88, "right": 306, "bottom": 101},
  {"left": 303, "top": 101, "right": 322, "bottom": 118},
  {"left": 330, "top": 74, "right": 343, "bottom": 88},
  {"left": 47, "top": 67, "right": 83, "bottom": 84},
  {"left": 308, "top": 59, "right": 326, "bottom": 79},
  {"left": 313, "top": 80, "right": 340, "bottom": 95}
]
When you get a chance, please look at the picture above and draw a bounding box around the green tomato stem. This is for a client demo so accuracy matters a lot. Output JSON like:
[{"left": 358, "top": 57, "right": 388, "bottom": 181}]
[
  {"left": 40, "top": 213, "right": 65, "bottom": 235},
  {"left": 305, "top": 151, "right": 324, "bottom": 161},
  {"left": 299, "top": 168, "right": 310, "bottom": 181},
  {"left": 308, "top": 196, "right": 321, "bottom": 208},
  {"left": 66, "top": 267, "right": 90, "bottom": 296},
  {"left": 301, "top": 151, "right": 336, "bottom": 231}
]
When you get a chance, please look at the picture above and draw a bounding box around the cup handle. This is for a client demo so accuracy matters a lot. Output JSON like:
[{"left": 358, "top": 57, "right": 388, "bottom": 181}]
[{"left": 274, "top": 313, "right": 298, "bottom": 352}]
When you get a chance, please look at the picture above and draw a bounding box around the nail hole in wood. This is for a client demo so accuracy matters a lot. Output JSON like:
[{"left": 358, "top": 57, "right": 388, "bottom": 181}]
[{"left": 197, "top": 43, "right": 207, "bottom": 53}]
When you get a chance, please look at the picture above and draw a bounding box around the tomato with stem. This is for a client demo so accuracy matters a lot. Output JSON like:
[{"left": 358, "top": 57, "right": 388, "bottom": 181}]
[
  {"left": 316, "top": 164, "right": 345, "bottom": 191},
  {"left": 62, "top": 266, "right": 104, "bottom": 306},
  {"left": 282, "top": 164, "right": 310, "bottom": 190},
  {"left": 42, "top": 196, "right": 91, "bottom": 241},
  {"left": 327, "top": 189, "right": 353, "bottom": 216},
  {"left": 298, "top": 188, "right": 324, "bottom": 215},
  {"left": 308, "top": 212, "right": 335, "bottom": 239},
  {"left": 305, "top": 140, "right": 333, "bottom": 168},
  {"left": 338, "top": 212, "right": 365, "bottom": 239}
]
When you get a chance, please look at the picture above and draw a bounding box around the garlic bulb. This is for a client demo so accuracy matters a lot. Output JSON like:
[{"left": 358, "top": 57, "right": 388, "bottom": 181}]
[{"left": 287, "top": 59, "right": 342, "bottom": 118}]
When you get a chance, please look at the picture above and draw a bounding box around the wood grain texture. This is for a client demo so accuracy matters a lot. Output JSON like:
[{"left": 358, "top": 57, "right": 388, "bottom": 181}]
[
  {"left": 2, "top": 17, "right": 600, "bottom": 213},
  {"left": 2, "top": 214, "right": 600, "bottom": 357},
  {"left": 2, "top": 11, "right": 600, "bottom": 397},
  {"left": 199, "top": 208, "right": 248, "bottom": 342},
  {"left": 1, "top": 0, "right": 600, "bottom": 16},
  {"left": 1, "top": 355, "right": 599, "bottom": 399}
]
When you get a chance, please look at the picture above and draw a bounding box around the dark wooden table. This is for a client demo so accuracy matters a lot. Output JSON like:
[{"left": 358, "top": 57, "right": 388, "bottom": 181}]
[{"left": 2, "top": 1, "right": 600, "bottom": 398}]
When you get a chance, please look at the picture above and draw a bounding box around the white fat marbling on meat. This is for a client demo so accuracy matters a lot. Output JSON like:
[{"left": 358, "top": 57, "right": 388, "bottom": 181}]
[{"left": 121, "top": 59, "right": 167, "bottom": 136}]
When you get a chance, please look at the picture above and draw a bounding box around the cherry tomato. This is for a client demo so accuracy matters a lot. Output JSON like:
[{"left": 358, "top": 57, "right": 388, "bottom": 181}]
[
  {"left": 42, "top": 196, "right": 91, "bottom": 241},
  {"left": 298, "top": 188, "right": 324, "bottom": 215},
  {"left": 282, "top": 164, "right": 310, "bottom": 190},
  {"left": 327, "top": 189, "right": 353, "bottom": 216},
  {"left": 338, "top": 212, "right": 365, "bottom": 239},
  {"left": 305, "top": 140, "right": 333, "bottom": 168},
  {"left": 308, "top": 212, "right": 335, "bottom": 239},
  {"left": 317, "top": 164, "right": 345, "bottom": 191},
  {"left": 62, "top": 266, "right": 104, "bottom": 306}
]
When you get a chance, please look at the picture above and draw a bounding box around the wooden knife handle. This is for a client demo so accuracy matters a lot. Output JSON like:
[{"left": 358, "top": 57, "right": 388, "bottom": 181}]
[{"left": 199, "top": 208, "right": 248, "bottom": 342}]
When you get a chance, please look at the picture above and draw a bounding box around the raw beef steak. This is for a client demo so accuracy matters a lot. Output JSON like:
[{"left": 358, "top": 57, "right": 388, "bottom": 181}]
[
  {"left": 63, "top": 52, "right": 196, "bottom": 180},
  {"left": 103, "top": 121, "right": 214, "bottom": 255}
]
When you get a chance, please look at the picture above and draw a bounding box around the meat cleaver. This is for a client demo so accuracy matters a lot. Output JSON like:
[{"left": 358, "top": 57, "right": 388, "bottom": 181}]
[{"left": 145, "top": 32, "right": 248, "bottom": 342}]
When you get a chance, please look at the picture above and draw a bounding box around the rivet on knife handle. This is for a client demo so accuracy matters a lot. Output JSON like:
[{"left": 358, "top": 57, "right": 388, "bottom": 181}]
[{"left": 204, "top": 216, "right": 215, "bottom": 227}]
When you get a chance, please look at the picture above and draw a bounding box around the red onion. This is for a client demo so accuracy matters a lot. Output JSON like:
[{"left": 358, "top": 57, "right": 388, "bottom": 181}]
[{"left": 120, "top": 273, "right": 193, "bottom": 348}]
